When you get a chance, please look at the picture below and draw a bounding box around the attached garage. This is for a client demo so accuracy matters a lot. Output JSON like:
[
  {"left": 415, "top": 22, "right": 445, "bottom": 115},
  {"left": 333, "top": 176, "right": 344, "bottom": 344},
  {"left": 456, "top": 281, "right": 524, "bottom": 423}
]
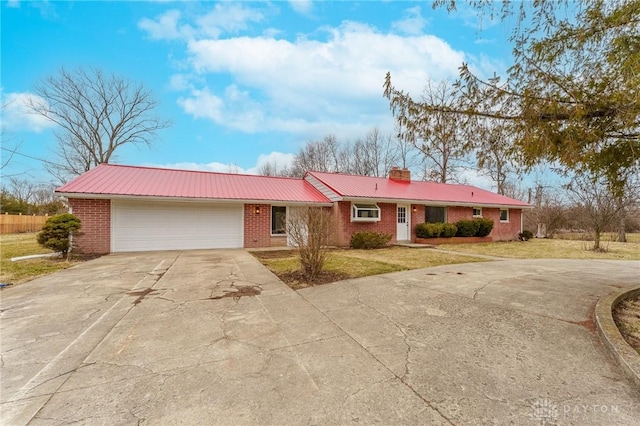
[{"left": 111, "top": 199, "right": 243, "bottom": 252}]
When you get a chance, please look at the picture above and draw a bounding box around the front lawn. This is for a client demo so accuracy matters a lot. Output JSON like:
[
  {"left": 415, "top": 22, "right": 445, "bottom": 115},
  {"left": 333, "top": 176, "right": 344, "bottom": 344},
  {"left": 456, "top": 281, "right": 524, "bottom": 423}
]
[
  {"left": 253, "top": 247, "right": 488, "bottom": 289},
  {"left": 0, "top": 233, "right": 79, "bottom": 287},
  {"left": 436, "top": 238, "right": 640, "bottom": 260}
]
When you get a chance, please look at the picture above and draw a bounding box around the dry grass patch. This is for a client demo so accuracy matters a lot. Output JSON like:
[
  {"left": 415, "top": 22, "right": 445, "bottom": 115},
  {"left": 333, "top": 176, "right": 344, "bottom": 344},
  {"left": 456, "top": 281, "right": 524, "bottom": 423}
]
[
  {"left": 253, "top": 246, "right": 487, "bottom": 289},
  {"left": 555, "top": 232, "right": 640, "bottom": 243},
  {"left": 0, "top": 233, "right": 79, "bottom": 287},
  {"left": 439, "top": 238, "right": 640, "bottom": 260},
  {"left": 614, "top": 294, "right": 640, "bottom": 354}
]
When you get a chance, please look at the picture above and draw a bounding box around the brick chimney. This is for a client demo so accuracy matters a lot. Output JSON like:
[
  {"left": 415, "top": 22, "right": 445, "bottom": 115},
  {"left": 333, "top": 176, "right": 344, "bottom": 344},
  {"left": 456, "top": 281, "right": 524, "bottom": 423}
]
[{"left": 388, "top": 166, "right": 411, "bottom": 182}]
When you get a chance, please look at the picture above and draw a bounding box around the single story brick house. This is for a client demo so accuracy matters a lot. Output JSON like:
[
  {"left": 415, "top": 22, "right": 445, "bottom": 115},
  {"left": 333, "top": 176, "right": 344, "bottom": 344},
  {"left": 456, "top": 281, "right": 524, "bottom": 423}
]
[{"left": 55, "top": 164, "right": 531, "bottom": 254}]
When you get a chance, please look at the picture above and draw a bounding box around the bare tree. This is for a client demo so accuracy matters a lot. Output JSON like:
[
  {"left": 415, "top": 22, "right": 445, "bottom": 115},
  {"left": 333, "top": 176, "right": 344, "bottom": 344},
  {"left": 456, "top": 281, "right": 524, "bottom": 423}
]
[
  {"left": 401, "top": 80, "right": 470, "bottom": 183},
  {"left": 523, "top": 185, "right": 568, "bottom": 238},
  {"left": 469, "top": 117, "right": 518, "bottom": 195},
  {"left": 290, "top": 135, "right": 345, "bottom": 177},
  {"left": 286, "top": 206, "right": 334, "bottom": 281},
  {"left": 1, "top": 100, "right": 22, "bottom": 173},
  {"left": 8, "top": 177, "right": 37, "bottom": 206},
  {"left": 565, "top": 173, "right": 628, "bottom": 251},
  {"left": 29, "top": 67, "right": 170, "bottom": 183},
  {"left": 257, "top": 160, "right": 293, "bottom": 177},
  {"left": 349, "top": 127, "right": 399, "bottom": 177}
]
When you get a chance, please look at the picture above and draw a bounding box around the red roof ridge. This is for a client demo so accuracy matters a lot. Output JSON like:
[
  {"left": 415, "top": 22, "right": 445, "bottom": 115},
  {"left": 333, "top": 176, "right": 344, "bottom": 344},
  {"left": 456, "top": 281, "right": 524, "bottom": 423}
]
[
  {"left": 94, "top": 163, "right": 303, "bottom": 181},
  {"left": 309, "top": 170, "right": 505, "bottom": 190}
]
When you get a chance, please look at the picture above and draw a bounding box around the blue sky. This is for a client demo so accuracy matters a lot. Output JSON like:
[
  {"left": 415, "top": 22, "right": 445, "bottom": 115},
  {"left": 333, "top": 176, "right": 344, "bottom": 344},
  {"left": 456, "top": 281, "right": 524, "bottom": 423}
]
[{"left": 2, "top": 0, "right": 518, "bottom": 187}]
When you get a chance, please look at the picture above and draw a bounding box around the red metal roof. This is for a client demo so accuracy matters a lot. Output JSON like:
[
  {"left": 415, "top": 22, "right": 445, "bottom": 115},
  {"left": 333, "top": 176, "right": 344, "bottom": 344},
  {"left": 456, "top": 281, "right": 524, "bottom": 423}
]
[
  {"left": 56, "top": 164, "right": 530, "bottom": 208},
  {"left": 306, "top": 171, "right": 530, "bottom": 207},
  {"left": 56, "top": 164, "right": 331, "bottom": 203}
]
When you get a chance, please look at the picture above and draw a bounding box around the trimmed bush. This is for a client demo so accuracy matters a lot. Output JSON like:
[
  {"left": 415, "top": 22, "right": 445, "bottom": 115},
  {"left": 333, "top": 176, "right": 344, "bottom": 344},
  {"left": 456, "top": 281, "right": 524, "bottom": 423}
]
[
  {"left": 474, "top": 218, "right": 494, "bottom": 237},
  {"left": 36, "top": 213, "right": 82, "bottom": 256},
  {"left": 455, "top": 219, "right": 480, "bottom": 237},
  {"left": 350, "top": 231, "right": 392, "bottom": 249},
  {"left": 519, "top": 230, "right": 534, "bottom": 241},
  {"left": 415, "top": 223, "right": 428, "bottom": 238},
  {"left": 415, "top": 222, "right": 444, "bottom": 238},
  {"left": 440, "top": 223, "right": 458, "bottom": 238}
]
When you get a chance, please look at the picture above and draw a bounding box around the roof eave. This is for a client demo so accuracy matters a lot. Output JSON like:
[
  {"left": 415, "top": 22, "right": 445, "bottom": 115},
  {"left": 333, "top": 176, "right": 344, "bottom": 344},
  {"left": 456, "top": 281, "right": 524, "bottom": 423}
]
[
  {"left": 56, "top": 192, "right": 333, "bottom": 206},
  {"left": 340, "top": 196, "right": 531, "bottom": 209}
]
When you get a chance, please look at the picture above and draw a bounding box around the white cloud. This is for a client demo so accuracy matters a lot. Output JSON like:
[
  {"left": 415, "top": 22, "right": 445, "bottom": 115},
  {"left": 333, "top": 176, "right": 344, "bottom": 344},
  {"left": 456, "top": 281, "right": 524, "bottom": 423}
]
[
  {"left": 6, "top": 0, "right": 20, "bottom": 8},
  {"left": 289, "top": 0, "right": 313, "bottom": 15},
  {"left": 176, "top": 88, "right": 223, "bottom": 121},
  {"left": 196, "top": 3, "right": 265, "bottom": 38},
  {"left": 150, "top": 151, "right": 295, "bottom": 175},
  {"left": 138, "top": 10, "right": 194, "bottom": 41},
  {"left": 458, "top": 168, "right": 496, "bottom": 191},
  {"left": 1, "top": 92, "right": 56, "bottom": 132},
  {"left": 141, "top": 9, "right": 491, "bottom": 143},
  {"left": 138, "top": 3, "right": 265, "bottom": 41},
  {"left": 391, "top": 6, "right": 428, "bottom": 36},
  {"left": 175, "top": 22, "right": 464, "bottom": 138},
  {"left": 247, "top": 151, "right": 296, "bottom": 174}
]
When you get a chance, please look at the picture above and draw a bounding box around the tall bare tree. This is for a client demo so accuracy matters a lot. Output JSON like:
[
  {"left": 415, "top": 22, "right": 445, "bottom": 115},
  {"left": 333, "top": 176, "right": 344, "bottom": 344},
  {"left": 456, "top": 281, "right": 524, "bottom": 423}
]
[
  {"left": 565, "top": 173, "right": 629, "bottom": 251},
  {"left": 386, "top": 0, "right": 639, "bottom": 196},
  {"left": 350, "top": 127, "right": 399, "bottom": 177},
  {"left": 396, "top": 80, "right": 469, "bottom": 183},
  {"left": 471, "top": 118, "right": 518, "bottom": 195},
  {"left": 290, "top": 135, "right": 344, "bottom": 176},
  {"left": 29, "top": 67, "right": 170, "bottom": 183}
]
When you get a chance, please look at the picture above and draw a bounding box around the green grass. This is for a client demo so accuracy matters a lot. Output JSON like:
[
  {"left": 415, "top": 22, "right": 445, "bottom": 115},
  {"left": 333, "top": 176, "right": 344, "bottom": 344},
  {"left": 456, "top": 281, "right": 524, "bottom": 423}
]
[{"left": 0, "top": 233, "right": 78, "bottom": 286}]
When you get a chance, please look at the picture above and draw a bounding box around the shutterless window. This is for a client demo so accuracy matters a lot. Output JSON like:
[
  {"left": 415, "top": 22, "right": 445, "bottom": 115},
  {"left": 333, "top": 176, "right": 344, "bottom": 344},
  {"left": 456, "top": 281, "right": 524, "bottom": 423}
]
[
  {"left": 271, "top": 206, "right": 286, "bottom": 234},
  {"left": 351, "top": 203, "right": 380, "bottom": 221},
  {"left": 473, "top": 207, "right": 482, "bottom": 217},
  {"left": 425, "top": 206, "right": 446, "bottom": 223},
  {"left": 500, "top": 209, "right": 509, "bottom": 222}
]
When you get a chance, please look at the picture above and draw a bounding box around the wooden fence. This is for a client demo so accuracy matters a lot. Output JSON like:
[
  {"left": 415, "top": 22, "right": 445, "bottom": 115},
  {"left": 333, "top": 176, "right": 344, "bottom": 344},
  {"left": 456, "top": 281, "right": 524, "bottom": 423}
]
[{"left": 0, "top": 213, "right": 49, "bottom": 234}]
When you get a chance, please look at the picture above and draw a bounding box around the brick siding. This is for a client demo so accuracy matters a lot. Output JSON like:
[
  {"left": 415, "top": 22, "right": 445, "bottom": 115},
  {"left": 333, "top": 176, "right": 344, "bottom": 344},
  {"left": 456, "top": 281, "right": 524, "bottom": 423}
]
[
  {"left": 243, "top": 204, "right": 274, "bottom": 248},
  {"left": 333, "top": 201, "right": 399, "bottom": 246},
  {"left": 431, "top": 206, "right": 522, "bottom": 241},
  {"left": 68, "top": 198, "right": 523, "bottom": 252},
  {"left": 68, "top": 198, "right": 111, "bottom": 254}
]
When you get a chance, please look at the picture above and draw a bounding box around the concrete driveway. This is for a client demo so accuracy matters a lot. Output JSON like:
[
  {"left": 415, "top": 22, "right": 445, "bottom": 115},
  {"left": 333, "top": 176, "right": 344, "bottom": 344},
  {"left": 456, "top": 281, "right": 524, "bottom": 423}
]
[{"left": 1, "top": 251, "right": 639, "bottom": 425}]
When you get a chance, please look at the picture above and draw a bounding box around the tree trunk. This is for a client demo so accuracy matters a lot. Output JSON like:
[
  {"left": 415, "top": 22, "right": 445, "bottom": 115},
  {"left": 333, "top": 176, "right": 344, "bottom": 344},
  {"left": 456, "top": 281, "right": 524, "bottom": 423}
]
[
  {"left": 593, "top": 231, "right": 601, "bottom": 250},
  {"left": 617, "top": 198, "right": 627, "bottom": 243}
]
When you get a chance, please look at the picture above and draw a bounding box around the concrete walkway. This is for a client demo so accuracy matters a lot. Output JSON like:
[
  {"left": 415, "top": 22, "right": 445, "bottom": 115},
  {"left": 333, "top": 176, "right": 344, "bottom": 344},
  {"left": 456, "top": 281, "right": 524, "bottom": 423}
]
[{"left": 1, "top": 252, "right": 639, "bottom": 425}]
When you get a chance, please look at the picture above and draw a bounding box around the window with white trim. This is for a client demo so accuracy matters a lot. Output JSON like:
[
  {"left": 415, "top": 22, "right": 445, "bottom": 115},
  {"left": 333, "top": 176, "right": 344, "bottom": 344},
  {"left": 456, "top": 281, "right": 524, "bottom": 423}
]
[
  {"left": 351, "top": 203, "right": 381, "bottom": 222},
  {"left": 271, "top": 206, "right": 287, "bottom": 235},
  {"left": 500, "top": 208, "right": 509, "bottom": 222},
  {"left": 472, "top": 207, "right": 482, "bottom": 217}
]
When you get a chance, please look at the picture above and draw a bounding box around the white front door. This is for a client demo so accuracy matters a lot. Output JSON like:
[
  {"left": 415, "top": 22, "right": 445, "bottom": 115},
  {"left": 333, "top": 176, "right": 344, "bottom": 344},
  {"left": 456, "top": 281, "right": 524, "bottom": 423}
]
[{"left": 396, "top": 205, "right": 410, "bottom": 241}]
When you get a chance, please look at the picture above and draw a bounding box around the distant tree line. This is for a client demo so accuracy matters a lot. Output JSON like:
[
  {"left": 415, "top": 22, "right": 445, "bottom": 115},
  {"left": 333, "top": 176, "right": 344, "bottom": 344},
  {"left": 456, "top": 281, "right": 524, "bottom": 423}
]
[{"left": 0, "top": 178, "right": 66, "bottom": 215}]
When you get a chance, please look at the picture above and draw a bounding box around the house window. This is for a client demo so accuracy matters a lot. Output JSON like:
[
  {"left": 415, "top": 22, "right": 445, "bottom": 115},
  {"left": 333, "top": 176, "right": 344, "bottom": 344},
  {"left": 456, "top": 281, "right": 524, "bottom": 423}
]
[
  {"left": 472, "top": 207, "right": 482, "bottom": 217},
  {"left": 500, "top": 208, "right": 509, "bottom": 222},
  {"left": 425, "top": 206, "right": 446, "bottom": 223},
  {"left": 271, "top": 206, "right": 287, "bottom": 234},
  {"left": 351, "top": 203, "right": 380, "bottom": 222}
]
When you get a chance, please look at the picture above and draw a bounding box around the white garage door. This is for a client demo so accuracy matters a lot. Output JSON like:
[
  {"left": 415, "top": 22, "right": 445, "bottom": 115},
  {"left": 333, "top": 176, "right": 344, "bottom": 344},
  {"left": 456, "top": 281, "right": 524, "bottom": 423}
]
[{"left": 111, "top": 200, "right": 243, "bottom": 252}]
